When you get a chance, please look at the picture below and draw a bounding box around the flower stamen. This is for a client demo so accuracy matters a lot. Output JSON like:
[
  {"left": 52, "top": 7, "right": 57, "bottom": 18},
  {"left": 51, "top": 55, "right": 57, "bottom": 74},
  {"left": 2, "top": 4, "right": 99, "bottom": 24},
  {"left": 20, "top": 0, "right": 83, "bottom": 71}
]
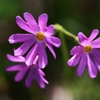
[
  {"left": 84, "top": 45, "right": 92, "bottom": 53},
  {"left": 36, "top": 32, "right": 44, "bottom": 41}
]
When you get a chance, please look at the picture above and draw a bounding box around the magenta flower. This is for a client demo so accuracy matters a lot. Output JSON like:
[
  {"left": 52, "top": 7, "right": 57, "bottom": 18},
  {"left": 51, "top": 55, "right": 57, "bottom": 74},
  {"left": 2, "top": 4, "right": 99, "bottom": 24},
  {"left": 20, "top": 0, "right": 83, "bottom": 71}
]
[
  {"left": 6, "top": 54, "right": 48, "bottom": 88},
  {"left": 67, "top": 29, "right": 100, "bottom": 78},
  {"left": 8, "top": 12, "right": 61, "bottom": 68}
]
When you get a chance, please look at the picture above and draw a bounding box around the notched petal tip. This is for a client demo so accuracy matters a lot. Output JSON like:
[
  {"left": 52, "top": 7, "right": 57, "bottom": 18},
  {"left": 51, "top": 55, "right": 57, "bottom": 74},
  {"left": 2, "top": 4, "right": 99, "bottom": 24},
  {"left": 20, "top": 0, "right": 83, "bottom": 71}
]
[
  {"left": 23, "top": 12, "right": 34, "bottom": 20},
  {"left": 78, "top": 32, "right": 88, "bottom": 45},
  {"left": 76, "top": 68, "right": 84, "bottom": 77},
  {"left": 38, "top": 13, "right": 48, "bottom": 31},
  {"left": 16, "top": 15, "right": 21, "bottom": 20},
  {"left": 67, "top": 59, "right": 74, "bottom": 66},
  {"left": 14, "top": 76, "right": 20, "bottom": 82},
  {"left": 89, "top": 74, "right": 97, "bottom": 78},
  {"left": 40, "top": 84, "right": 45, "bottom": 89},
  {"left": 23, "top": 12, "right": 30, "bottom": 15},
  {"left": 78, "top": 32, "right": 86, "bottom": 39},
  {"left": 44, "top": 25, "right": 55, "bottom": 36},
  {"left": 40, "top": 13, "right": 48, "bottom": 17},
  {"left": 38, "top": 80, "right": 46, "bottom": 89},
  {"left": 6, "top": 54, "right": 10, "bottom": 59},
  {"left": 38, "top": 61, "right": 48, "bottom": 69},
  {"left": 40, "top": 80, "right": 48, "bottom": 88},
  {"left": 8, "top": 35, "right": 15, "bottom": 43},
  {"left": 67, "top": 60, "right": 73, "bottom": 66},
  {"left": 58, "top": 39, "right": 61, "bottom": 47},
  {"left": 93, "top": 29, "right": 99, "bottom": 33},
  {"left": 50, "top": 24, "right": 55, "bottom": 29},
  {"left": 88, "top": 29, "right": 99, "bottom": 42},
  {"left": 6, "top": 54, "right": 14, "bottom": 61},
  {"left": 53, "top": 54, "right": 56, "bottom": 59},
  {"left": 6, "top": 67, "right": 10, "bottom": 71},
  {"left": 39, "top": 13, "right": 48, "bottom": 22},
  {"left": 78, "top": 32, "right": 84, "bottom": 35}
]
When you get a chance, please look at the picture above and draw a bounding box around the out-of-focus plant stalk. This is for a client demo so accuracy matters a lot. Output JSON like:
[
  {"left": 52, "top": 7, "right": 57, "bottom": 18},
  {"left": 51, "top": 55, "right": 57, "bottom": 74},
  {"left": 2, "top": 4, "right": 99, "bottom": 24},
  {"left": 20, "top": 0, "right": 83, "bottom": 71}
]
[{"left": 55, "top": 24, "right": 78, "bottom": 42}]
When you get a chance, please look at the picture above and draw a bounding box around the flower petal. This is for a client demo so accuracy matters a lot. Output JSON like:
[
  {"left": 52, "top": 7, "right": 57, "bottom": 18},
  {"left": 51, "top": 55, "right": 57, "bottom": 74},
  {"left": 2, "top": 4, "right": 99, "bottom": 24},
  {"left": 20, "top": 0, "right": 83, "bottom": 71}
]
[
  {"left": 44, "top": 25, "right": 55, "bottom": 36},
  {"left": 90, "top": 52, "right": 100, "bottom": 71},
  {"left": 25, "top": 43, "right": 39, "bottom": 66},
  {"left": 7, "top": 54, "right": 25, "bottom": 62},
  {"left": 25, "top": 66, "right": 35, "bottom": 88},
  {"left": 92, "top": 49, "right": 100, "bottom": 57},
  {"left": 39, "top": 69, "right": 45, "bottom": 76},
  {"left": 24, "top": 12, "right": 39, "bottom": 33},
  {"left": 6, "top": 64, "right": 25, "bottom": 71},
  {"left": 87, "top": 54, "right": 97, "bottom": 78},
  {"left": 70, "top": 46, "right": 83, "bottom": 55},
  {"left": 14, "top": 39, "right": 35, "bottom": 56},
  {"left": 88, "top": 29, "right": 99, "bottom": 42},
  {"left": 46, "top": 36, "right": 61, "bottom": 47},
  {"left": 33, "top": 55, "right": 38, "bottom": 65},
  {"left": 78, "top": 32, "right": 88, "bottom": 46},
  {"left": 15, "top": 67, "right": 28, "bottom": 82},
  {"left": 38, "top": 42, "right": 48, "bottom": 68},
  {"left": 34, "top": 66, "right": 45, "bottom": 88},
  {"left": 67, "top": 53, "right": 82, "bottom": 66},
  {"left": 76, "top": 53, "right": 86, "bottom": 76},
  {"left": 41, "top": 76, "right": 49, "bottom": 84},
  {"left": 38, "top": 13, "right": 48, "bottom": 32},
  {"left": 9, "top": 34, "right": 34, "bottom": 44},
  {"left": 91, "top": 37, "right": 100, "bottom": 48},
  {"left": 45, "top": 40, "right": 56, "bottom": 59},
  {"left": 16, "top": 16, "right": 34, "bottom": 33}
]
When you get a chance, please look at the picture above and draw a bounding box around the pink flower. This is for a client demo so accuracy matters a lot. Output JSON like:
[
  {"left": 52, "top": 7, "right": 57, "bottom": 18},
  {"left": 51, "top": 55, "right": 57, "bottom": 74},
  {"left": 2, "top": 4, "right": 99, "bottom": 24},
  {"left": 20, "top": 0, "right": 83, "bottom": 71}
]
[
  {"left": 9, "top": 12, "right": 61, "bottom": 68},
  {"left": 6, "top": 54, "right": 48, "bottom": 88},
  {"left": 67, "top": 29, "right": 100, "bottom": 78}
]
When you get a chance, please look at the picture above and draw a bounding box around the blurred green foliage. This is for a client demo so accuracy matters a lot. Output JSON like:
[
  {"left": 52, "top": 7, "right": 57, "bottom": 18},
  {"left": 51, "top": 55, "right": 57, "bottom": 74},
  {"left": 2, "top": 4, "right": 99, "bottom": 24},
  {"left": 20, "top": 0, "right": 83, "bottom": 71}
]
[{"left": 0, "top": 0, "right": 21, "bottom": 19}]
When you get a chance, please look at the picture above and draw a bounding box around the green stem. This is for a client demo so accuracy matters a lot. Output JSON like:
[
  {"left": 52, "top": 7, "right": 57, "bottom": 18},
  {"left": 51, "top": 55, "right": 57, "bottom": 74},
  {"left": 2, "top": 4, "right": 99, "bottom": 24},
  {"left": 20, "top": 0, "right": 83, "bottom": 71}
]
[
  {"left": 59, "top": 32, "right": 71, "bottom": 80},
  {"left": 55, "top": 23, "right": 78, "bottom": 41}
]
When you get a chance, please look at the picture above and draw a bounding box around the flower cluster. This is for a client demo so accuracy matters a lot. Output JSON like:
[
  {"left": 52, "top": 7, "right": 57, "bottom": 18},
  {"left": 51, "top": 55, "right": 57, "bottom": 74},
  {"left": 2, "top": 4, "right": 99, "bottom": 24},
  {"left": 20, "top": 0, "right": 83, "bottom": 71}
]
[
  {"left": 7, "top": 12, "right": 61, "bottom": 88},
  {"left": 6, "top": 12, "right": 100, "bottom": 89}
]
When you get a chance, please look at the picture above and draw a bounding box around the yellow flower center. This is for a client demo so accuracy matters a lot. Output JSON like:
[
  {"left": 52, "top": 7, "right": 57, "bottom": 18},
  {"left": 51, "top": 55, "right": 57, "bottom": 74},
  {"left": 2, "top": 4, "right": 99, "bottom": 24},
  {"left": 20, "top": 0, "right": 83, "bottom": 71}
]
[
  {"left": 36, "top": 32, "right": 44, "bottom": 41},
  {"left": 84, "top": 45, "right": 92, "bottom": 53}
]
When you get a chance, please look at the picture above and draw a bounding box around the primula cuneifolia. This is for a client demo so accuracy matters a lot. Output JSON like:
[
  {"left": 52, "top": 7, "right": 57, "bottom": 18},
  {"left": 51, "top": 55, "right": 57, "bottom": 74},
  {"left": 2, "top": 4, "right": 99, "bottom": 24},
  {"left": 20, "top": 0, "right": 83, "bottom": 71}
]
[
  {"left": 9, "top": 12, "right": 61, "bottom": 68},
  {"left": 67, "top": 29, "right": 100, "bottom": 78},
  {"left": 6, "top": 54, "right": 48, "bottom": 88}
]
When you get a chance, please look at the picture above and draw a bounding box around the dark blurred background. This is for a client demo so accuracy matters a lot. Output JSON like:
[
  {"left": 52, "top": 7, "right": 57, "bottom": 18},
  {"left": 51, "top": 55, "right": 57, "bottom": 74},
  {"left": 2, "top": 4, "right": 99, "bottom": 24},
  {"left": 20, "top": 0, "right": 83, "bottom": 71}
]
[{"left": 0, "top": 0, "right": 100, "bottom": 100}]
